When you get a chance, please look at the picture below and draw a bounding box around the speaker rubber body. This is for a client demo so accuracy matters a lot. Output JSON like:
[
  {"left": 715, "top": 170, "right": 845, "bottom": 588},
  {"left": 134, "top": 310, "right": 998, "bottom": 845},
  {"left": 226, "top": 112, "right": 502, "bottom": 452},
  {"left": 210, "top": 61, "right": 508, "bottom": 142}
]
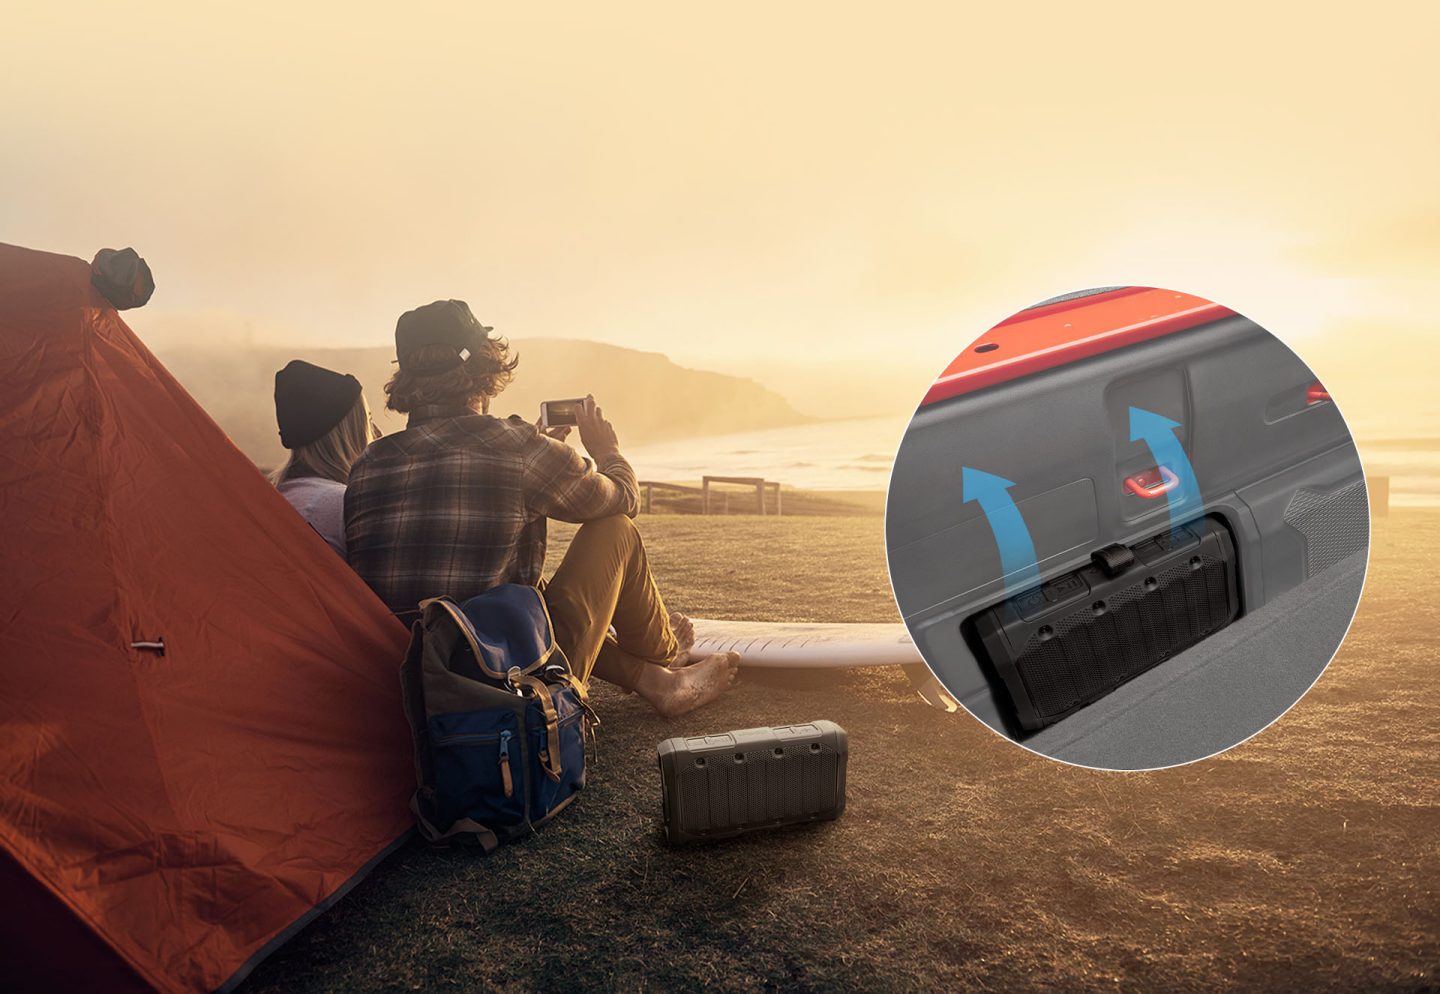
[
  {"left": 656, "top": 722, "right": 847, "bottom": 845},
  {"left": 972, "top": 518, "right": 1240, "bottom": 732}
]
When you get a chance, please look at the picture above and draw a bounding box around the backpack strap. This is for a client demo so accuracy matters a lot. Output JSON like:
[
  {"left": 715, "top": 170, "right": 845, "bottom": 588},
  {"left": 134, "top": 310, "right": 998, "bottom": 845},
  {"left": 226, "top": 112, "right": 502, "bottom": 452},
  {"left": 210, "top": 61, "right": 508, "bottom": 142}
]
[
  {"left": 559, "top": 671, "right": 601, "bottom": 738},
  {"left": 507, "top": 669, "right": 564, "bottom": 782},
  {"left": 410, "top": 793, "right": 500, "bottom": 851},
  {"left": 559, "top": 671, "right": 588, "bottom": 702}
]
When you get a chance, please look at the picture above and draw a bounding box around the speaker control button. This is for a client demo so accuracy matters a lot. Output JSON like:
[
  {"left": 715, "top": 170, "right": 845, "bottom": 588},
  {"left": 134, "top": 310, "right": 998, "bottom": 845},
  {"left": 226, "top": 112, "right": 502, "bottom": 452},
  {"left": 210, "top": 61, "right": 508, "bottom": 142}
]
[
  {"left": 1013, "top": 588, "right": 1047, "bottom": 617},
  {"left": 1091, "top": 543, "right": 1136, "bottom": 577},
  {"left": 1043, "top": 573, "right": 1087, "bottom": 603}
]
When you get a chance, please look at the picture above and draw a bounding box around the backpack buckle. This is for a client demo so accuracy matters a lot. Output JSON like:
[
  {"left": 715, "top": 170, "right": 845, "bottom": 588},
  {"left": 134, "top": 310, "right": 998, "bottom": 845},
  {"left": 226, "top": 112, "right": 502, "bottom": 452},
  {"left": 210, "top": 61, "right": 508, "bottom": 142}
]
[{"left": 505, "top": 666, "right": 525, "bottom": 696}]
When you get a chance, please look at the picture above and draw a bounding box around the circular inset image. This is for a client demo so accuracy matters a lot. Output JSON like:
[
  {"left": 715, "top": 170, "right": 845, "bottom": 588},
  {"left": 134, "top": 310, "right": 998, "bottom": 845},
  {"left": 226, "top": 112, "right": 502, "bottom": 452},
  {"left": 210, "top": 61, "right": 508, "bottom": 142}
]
[{"left": 885, "top": 287, "right": 1369, "bottom": 770}]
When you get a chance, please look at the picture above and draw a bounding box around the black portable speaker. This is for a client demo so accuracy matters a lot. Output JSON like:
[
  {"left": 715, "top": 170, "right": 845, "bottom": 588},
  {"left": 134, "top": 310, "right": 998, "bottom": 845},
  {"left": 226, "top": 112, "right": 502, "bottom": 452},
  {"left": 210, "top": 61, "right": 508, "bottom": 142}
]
[
  {"left": 972, "top": 517, "right": 1240, "bottom": 732},
  {"left": 656, "top": 721, "right": 848, "bottom": 845}
]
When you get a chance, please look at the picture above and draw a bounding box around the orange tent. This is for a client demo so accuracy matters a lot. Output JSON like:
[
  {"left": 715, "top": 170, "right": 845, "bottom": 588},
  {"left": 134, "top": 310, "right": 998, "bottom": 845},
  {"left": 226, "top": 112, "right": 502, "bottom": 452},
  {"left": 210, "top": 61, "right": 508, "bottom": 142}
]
[{"left": 0, "top": 244, "right": 414, "bottom": 993}]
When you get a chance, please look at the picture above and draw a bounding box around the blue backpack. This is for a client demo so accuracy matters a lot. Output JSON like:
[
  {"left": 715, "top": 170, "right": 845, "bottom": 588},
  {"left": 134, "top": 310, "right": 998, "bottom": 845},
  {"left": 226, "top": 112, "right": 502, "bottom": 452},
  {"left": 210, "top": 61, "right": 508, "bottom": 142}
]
[{"left": 399, "top": 585, "right": 593, "bottom": 849}]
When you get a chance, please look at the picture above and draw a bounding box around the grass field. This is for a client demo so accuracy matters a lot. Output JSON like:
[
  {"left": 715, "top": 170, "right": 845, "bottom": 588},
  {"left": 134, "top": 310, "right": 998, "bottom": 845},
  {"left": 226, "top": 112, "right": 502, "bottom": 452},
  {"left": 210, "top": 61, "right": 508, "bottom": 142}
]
[{"left": 241, "top": 511, "right": 1438, "bottom": 993}]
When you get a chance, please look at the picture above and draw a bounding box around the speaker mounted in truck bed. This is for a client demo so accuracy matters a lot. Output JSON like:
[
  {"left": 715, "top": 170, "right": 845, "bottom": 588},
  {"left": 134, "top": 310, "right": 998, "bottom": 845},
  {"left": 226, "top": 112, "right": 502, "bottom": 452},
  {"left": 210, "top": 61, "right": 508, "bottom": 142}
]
[{"left": 971, "top": 517, "right": 1240, "bottom": 733}]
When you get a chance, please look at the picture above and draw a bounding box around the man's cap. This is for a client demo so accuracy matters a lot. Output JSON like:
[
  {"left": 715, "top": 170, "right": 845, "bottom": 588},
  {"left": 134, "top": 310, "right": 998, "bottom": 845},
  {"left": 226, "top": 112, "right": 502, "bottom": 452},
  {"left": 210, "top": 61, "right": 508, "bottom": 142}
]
[
  {"left": 274, "top": 360, "right": 363, "bottom": 449},
  {"left": 395, "top": 299, "right": 491, "bottom": 372}
]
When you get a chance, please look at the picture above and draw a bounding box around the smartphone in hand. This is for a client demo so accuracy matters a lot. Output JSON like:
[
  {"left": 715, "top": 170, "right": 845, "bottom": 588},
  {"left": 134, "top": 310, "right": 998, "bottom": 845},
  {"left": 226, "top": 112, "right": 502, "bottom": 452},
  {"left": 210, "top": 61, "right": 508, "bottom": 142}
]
[{"left": 539, "top": 398, "right": 585, "bottom": 429}]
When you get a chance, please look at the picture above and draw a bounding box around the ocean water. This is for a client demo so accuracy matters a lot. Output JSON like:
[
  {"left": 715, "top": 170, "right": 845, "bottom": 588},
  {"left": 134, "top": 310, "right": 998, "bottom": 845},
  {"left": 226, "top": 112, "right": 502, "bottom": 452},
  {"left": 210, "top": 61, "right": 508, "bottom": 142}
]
[
  {"left": 624, "top": 416, "right": 908, "bottom": 491},
  {"left": 623, "top": 416, "right": 1440, "bottom": 509}
]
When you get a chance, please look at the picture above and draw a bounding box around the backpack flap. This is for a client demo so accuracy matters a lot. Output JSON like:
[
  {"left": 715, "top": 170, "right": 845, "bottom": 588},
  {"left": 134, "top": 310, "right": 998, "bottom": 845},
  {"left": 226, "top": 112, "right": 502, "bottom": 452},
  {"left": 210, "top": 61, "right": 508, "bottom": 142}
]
[{"left": 422, "top": 585, "right": 565, "bottom": 682}]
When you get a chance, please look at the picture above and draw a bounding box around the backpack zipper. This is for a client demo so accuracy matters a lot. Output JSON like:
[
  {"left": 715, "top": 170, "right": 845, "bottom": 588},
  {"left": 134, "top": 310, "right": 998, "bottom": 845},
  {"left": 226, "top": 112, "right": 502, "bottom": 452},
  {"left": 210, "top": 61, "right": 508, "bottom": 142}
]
[{"left": 498, "top": 730, "right": 514, "bottom": 798}]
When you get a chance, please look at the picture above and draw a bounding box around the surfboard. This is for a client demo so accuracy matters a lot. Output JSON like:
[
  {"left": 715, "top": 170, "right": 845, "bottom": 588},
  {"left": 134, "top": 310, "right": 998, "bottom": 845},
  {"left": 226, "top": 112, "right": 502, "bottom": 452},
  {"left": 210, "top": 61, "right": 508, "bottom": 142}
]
[{"left": 687, "top": 618, "right": 923, "bottom": 669}]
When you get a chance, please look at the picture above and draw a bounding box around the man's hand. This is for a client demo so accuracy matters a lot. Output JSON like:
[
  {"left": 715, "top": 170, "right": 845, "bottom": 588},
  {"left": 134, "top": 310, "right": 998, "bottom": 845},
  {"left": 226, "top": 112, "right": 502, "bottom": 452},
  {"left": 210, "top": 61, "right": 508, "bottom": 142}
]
[
  {"left": 576, "top": 394, "right": 620, "bottom": 461},
  {"left": 536, "top": 420, "right": 571, "bottom": 443}
]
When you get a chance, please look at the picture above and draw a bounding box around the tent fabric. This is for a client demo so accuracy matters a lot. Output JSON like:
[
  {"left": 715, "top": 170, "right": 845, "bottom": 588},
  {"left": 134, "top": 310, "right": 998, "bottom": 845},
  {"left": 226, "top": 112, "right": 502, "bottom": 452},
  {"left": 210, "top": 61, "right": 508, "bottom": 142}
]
[{"left": 0, "top": 243, "right": 415, "bottom": 993}]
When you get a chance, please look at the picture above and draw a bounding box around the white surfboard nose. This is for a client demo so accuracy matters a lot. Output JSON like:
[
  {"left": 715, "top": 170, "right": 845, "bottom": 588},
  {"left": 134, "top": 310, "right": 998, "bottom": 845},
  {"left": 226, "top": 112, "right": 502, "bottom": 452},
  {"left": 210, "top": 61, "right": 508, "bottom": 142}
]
[{"left": 686, "top": 619, "right": 923, "bottom": 669}]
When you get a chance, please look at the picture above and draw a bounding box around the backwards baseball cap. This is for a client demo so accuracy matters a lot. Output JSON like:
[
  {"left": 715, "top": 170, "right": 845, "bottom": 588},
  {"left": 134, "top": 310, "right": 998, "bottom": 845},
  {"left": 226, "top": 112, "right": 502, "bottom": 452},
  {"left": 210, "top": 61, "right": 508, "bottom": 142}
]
[
  {"left": 274, "top": 360, "right": 363, "bottom": 449},
  {"left": 394, "top": 299, "right": 491, "bottom": 372}
]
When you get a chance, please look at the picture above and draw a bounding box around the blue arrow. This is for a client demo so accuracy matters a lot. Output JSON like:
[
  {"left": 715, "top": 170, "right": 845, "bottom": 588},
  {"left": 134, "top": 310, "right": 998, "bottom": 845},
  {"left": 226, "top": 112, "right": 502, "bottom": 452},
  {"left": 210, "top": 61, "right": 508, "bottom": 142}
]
[
  {"left": 1128, "top": 406, "right": 1201, "bottom": 534},
  {"left": 962, "top": 467, "right": 1040, "bottom": 599}
]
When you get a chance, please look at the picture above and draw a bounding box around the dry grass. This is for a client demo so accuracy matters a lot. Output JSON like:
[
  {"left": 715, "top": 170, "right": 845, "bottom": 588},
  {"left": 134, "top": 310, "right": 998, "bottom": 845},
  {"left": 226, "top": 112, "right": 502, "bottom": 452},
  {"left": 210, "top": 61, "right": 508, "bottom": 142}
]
[{"left": 240, "top": 511, "right": 1438, "bottom": 994}]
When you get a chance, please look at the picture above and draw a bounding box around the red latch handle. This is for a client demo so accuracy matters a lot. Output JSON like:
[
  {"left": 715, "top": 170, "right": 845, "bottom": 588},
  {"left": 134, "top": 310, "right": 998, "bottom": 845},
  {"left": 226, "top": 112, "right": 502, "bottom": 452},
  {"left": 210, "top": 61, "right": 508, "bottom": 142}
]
[
  {"left": 1124, "top": 466, "right": 1179, "bottom": 499},
  {"left": 1306, "top": 382, "right": 1331, "bottom": 405}
]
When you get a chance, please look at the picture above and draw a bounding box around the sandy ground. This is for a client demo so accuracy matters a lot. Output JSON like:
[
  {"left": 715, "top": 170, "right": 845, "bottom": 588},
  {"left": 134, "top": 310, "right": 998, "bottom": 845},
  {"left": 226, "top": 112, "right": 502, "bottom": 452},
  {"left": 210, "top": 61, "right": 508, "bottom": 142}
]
[{"left": 240, "top": 511, "right": 1438, "bottom": 993}]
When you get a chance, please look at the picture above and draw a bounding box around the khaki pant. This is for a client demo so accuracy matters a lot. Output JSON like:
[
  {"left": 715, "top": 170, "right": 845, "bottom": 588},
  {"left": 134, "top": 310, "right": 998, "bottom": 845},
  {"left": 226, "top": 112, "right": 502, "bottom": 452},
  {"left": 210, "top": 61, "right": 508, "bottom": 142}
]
[{"left": 541, "top": 515, "right": 679, "bottom": 691}]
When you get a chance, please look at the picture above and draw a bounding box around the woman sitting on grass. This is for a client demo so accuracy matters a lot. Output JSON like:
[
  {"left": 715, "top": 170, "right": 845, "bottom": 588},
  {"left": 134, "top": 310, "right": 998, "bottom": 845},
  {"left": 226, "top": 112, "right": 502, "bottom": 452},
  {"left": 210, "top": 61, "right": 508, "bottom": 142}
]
[{"left": 270, "top": 359, "right": 379, "bottom": 557}]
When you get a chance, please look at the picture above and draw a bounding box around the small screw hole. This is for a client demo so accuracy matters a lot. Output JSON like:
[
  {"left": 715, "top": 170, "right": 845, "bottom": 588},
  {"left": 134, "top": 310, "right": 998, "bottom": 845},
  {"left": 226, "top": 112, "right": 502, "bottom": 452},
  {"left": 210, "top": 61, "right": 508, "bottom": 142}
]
[
  {"left": 1092, "top": 601, "right": 1107, "bottom": 615},
  {"left": 1038, "top": 624, "right": 1055, "bottom": 640},
  {"left": 1190, "top": 556, "right": 1203, "bottom": 570},
  {"left": 695, "top": 757, "right": 706, "bottom": 767},
  {"left": 1143, "top": 576, "right": 1158, "bottom": 591},
  {"left": 974, "top": 342, "right": 999, "bottom": 353},
  {"left": 773, "top": 747, "right": 784, "bottom": 757},
  {"left": 734, "top": 753, "right": 745, "bottom": 763},
  {"left": 810, "top": 742, "right": 821, "bottom": 752}
]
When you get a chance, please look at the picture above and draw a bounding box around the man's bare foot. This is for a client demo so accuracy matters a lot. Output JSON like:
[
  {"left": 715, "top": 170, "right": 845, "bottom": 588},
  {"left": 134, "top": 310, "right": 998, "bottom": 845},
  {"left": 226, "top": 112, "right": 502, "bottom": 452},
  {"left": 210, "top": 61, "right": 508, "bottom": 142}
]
[
  {"left": 635, "top": 651, "right": 740, "bottom": 719},
  {"left": 669, "top": 611, "right": 698, "bottom": 666}
]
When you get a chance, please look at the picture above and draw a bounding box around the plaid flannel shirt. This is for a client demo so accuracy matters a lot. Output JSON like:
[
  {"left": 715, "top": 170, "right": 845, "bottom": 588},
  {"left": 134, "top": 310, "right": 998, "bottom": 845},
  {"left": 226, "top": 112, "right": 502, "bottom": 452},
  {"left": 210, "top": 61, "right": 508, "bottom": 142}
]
[{"left": 345, "top": 404, "right": 638, "bottom": 613}]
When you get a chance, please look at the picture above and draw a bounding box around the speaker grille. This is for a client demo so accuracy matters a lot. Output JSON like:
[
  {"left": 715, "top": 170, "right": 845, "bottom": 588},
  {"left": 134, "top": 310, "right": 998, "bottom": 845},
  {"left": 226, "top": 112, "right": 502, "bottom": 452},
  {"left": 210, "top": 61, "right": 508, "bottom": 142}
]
[
  {"left": 1015, "top": 549, "right": 1233, "bottom": 722},
  {"left": 1283, "top": 480, "right": 1369, "bottom": 578},
  {"left": 972, "top": 519, "right": 1241, "bottom": 731}
]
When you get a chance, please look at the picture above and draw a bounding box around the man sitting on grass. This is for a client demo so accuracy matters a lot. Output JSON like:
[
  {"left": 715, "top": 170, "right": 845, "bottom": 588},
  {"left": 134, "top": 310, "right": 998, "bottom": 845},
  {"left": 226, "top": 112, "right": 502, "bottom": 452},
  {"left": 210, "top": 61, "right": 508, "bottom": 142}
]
[{"left": 345, "top": 300, "right": 739, "bottom": 717}]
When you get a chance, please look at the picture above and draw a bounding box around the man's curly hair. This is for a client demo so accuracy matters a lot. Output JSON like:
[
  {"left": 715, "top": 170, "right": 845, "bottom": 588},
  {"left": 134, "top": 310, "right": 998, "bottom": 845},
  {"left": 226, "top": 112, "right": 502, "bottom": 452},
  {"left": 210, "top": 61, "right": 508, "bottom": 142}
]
[{"left": 384, "top": 337, "right": 519, "bottom": 415}]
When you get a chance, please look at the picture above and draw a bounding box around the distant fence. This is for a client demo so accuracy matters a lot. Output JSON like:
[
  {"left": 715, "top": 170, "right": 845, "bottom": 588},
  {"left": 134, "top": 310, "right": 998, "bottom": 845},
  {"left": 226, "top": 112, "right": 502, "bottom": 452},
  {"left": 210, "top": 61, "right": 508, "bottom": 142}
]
[
  {"left": 638, "top": 476, "right": 782, "bottom": 515},
  {"left": 638, "top": 481, "right": 702, "bottom": 514}
]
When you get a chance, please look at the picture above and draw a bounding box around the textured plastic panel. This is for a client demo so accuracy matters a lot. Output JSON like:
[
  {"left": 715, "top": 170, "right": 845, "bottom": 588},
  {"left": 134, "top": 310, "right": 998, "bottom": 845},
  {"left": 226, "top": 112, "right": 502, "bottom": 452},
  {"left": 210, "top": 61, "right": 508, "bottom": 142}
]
[
  {"left": 1284, "top": 480, "right": 1369, "bottom": 578},
  {"left": 656, "top": 722, "right": 847, "bottom": 845},
  {"left": 972, "top": 518, "right": 1239, "bottom": 732}
]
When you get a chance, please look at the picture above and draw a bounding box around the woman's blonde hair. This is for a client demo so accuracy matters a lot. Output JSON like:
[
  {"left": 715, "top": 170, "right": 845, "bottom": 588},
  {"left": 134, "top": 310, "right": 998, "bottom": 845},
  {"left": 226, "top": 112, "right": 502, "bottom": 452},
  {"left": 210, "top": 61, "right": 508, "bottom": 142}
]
[{"left": 269, "top": 393, "right": 375, "bottom": 485}]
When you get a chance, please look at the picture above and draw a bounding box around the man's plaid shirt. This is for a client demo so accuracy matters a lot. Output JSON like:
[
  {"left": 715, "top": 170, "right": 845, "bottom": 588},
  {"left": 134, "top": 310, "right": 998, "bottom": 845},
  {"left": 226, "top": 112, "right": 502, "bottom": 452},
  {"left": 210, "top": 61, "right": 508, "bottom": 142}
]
[{"left": 345, "top": 404, "right": 638, "bottom": 613}]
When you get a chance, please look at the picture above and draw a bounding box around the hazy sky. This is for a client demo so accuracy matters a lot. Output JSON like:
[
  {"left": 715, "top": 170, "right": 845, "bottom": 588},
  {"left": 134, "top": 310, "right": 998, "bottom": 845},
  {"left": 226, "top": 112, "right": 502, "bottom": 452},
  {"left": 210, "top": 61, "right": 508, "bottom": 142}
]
[{"left": 3, "top": 3, "right": 1438, "bottom": 403}]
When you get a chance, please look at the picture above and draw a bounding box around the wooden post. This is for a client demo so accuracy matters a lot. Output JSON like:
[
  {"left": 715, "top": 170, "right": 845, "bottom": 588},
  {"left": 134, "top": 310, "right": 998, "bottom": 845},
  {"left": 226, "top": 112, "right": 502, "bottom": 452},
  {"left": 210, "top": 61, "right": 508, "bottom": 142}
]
[
  {"left": 1370, "top": 475, "right": 1390, "bottom": 516},
  {"left": 643, "top": 482, "right": 653, "bottom": 514},
  {"left": 700, "top": 475, "right": 782, "bottom": 516}
]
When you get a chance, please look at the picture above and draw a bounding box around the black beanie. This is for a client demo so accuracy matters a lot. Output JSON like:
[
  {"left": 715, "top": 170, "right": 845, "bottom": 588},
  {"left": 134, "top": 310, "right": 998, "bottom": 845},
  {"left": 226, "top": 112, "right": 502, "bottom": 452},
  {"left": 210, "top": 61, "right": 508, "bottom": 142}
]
[{"left": 274, "top": 360, "right": 363, "bottom": 449}]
